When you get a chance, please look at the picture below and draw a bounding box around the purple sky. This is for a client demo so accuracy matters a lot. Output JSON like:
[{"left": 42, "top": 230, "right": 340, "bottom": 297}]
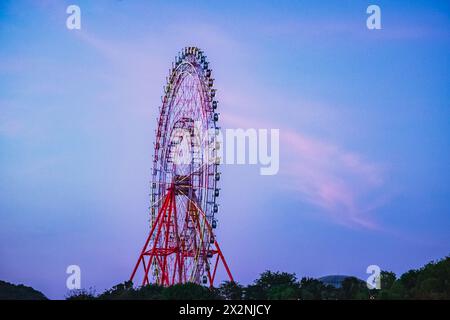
[{"left": 1, "top": 0, "right": 449, "bottom": 299}]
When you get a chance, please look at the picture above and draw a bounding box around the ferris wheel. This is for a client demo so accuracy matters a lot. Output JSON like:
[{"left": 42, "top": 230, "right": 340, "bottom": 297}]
[{"left": 130, "top": 47, "right": 233, "bottom": 287}]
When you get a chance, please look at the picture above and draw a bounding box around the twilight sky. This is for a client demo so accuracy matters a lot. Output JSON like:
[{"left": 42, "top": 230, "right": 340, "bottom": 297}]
[{"left": 1, "top": 0, "right": 449, "bottom": 299}]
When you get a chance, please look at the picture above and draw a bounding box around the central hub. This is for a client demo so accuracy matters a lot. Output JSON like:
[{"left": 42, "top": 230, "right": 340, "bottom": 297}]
[{"left": 174, "top": 174, "right": 193, "bottom": 195}]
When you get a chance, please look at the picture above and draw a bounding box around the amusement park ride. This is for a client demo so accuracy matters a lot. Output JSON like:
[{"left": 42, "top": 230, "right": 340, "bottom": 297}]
[{"left": 130, "top": 47, "right": 233, "bottom": 287}]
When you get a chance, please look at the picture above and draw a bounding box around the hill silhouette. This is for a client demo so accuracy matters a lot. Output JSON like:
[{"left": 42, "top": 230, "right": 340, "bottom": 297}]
[{"left": 0, "top": 280, "right": 47, "bottom": 300}]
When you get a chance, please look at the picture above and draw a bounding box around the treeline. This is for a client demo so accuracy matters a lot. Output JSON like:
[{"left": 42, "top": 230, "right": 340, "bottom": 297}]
[{"left": 67, "top": 256, "right": 449, "bottom": 300}]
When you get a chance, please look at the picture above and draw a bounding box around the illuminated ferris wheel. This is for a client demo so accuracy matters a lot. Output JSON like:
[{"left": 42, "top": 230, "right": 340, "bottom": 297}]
[{"left": 130, "top": 47, "right": 233, "bottom": 287}]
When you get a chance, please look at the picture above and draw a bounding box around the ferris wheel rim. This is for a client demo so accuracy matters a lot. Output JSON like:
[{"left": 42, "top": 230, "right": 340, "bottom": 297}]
[{"left": 154, "top": 49, "right": 218, "bottom": 254}]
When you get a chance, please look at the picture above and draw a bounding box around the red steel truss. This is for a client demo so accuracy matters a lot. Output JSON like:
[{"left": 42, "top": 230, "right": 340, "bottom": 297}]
[
  {"left": 130, "top": 47, "right": 233, "bottom": 287},
  {"left": 130, "top": 185, "right": 233, "bottom": 286}
]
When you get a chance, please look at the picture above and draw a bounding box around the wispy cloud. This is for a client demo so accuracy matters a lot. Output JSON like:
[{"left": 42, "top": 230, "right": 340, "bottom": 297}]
[
  {"left": 281, "top": 128, "right": 386, "bottom": 229},
  {"left": 221, "top": 109, "right": 388, "bottom": 230}
]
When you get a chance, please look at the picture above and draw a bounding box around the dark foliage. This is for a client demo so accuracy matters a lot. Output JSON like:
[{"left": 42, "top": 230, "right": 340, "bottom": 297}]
[
  {"left": 219, "top": 281, "right": 244, "bottom": 300},
  {"left": 3, "top": 256, "right": 449, "bottom": 300},
  {"left": 374, "top": 256, "right": 450, "bottom": 299},
  {"left": 245, "top": 271, "right": 299, "bottom": 300},
  {"left": 66, "top": 288, "right": 96, "bottom": 300},
  {"left": 161, "top": 282, "right": 221, "bottom": 300},
  {"left": 66, "top": 255, "right": 450, "bottom": 300}
]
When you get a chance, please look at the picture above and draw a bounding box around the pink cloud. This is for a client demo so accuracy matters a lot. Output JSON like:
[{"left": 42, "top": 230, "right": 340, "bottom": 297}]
[
  {"left": 222, "top": 112, "right": 387, "bottom": 230},
  {"left": 282, "top": 128, "right": 386, "bottom": 229}
]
